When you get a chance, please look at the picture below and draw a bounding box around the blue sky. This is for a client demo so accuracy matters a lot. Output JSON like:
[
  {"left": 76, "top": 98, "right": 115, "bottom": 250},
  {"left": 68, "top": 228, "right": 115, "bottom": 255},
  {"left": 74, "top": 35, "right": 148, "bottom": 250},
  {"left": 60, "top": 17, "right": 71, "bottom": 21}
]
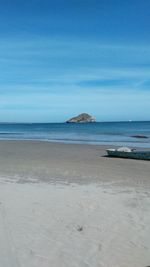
[{"left": 0, "top": 0, "right": 150, "bottom": 122}]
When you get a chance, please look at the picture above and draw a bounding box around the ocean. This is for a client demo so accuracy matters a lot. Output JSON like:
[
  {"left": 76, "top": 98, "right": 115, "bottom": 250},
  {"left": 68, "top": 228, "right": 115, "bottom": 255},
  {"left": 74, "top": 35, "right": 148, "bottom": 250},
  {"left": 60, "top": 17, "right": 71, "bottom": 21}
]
[{"left": 0, "top": 121, "right": 150, "bottom": 148}]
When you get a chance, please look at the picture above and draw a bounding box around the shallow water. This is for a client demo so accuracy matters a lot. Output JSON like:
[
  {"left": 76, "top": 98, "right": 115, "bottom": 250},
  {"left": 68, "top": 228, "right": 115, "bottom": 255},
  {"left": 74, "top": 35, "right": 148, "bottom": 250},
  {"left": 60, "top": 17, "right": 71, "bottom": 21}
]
[{"left": 0, "top": 121, "right": 150, "bottom": 148}]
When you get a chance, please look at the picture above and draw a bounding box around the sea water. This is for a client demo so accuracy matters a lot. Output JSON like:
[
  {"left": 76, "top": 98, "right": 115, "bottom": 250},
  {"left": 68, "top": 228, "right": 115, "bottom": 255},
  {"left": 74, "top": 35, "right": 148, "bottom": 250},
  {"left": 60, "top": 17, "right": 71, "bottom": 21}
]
[{"left": 0, "top": 121, "right": 150, "bottom": 148}]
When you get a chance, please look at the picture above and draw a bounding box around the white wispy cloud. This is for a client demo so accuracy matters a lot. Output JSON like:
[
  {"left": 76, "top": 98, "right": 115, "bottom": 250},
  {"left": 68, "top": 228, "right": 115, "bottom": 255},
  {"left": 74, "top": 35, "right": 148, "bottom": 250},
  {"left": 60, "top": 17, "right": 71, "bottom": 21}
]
[
  {"left": 0, "top": 37, "right": 150, "bottom": 88},
  {"left": 0, "top": 36, "right": 150, "bottom": 121}
]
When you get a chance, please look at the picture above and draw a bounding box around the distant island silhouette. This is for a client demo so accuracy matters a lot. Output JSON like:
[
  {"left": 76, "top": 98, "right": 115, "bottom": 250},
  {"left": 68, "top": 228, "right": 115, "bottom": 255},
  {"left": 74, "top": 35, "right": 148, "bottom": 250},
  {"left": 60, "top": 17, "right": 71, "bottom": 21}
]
[{"left": 66, "top": 113, "right": 96, "bottom": 123}]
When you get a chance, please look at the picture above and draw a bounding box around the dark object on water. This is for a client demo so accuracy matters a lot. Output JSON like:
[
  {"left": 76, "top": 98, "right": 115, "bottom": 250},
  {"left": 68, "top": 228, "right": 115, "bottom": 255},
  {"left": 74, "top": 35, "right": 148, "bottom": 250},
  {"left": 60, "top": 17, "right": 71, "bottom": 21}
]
[
  {"left": 106, "top": 147, "right": 150, "bottom": 160},
  {"left": 77, "top": 226, "right": 83, "bottom": 232},
  {"left": 131, "top": 135, "right": 148, "bottom": 139},
  {"left": 66, "top": 113, "right": 95, "bottom": 123}
]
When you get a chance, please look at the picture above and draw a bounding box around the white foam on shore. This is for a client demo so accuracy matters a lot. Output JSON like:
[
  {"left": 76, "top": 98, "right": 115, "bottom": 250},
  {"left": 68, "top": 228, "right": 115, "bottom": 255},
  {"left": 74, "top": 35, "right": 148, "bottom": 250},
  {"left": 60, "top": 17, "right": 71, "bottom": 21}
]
[{"left": 0, "top": 181, "right": 150, "bottom": 267}]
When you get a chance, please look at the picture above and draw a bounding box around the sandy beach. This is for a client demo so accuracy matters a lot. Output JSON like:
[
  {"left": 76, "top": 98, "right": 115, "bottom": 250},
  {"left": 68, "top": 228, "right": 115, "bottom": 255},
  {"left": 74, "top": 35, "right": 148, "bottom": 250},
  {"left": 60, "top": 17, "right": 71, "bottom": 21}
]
[{"left": 0, "top": 141, "right": 150, "bottom": 267}]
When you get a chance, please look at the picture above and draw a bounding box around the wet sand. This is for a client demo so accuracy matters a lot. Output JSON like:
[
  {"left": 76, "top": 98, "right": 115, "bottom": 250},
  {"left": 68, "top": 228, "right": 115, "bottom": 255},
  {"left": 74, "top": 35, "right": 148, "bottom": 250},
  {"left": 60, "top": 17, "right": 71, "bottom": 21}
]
[
  {"left": 0, "top": 141, "right": 150, "bottom": 267},
  {"left": 0, "top": 140, "right": 149, "bottom": 186}
]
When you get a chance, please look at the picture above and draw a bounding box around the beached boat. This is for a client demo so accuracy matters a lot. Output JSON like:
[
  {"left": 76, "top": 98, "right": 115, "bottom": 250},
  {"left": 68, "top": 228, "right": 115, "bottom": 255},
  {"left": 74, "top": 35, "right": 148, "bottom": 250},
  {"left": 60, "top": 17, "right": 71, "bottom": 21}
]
[{"left": 106, "top": 148, "right": 150, "bottom": 160}]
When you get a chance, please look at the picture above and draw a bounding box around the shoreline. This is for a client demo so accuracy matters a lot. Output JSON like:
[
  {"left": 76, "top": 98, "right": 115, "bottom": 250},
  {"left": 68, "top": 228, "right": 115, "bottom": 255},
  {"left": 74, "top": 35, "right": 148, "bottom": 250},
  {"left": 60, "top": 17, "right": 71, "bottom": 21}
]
[
  {"left": 0, "top": 140, "right": 149, "bottom": 186},
  {"left": 0, "top": 138, "right": 150, "bottom": 148}
]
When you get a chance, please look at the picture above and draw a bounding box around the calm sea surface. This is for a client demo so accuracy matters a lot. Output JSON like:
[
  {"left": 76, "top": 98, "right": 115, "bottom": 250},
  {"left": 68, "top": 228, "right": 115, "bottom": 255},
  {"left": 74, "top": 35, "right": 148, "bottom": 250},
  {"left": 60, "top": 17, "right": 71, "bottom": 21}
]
[{"left": 0, "top": 121, "right": 150, "bottom": 148}]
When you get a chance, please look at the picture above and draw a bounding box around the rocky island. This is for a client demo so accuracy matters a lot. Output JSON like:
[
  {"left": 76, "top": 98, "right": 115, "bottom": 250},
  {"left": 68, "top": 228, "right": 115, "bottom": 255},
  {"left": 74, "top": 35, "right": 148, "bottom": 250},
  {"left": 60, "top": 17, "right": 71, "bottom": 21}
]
[{"left": 66, "top": 113, "right": 96, "bottom": 123}]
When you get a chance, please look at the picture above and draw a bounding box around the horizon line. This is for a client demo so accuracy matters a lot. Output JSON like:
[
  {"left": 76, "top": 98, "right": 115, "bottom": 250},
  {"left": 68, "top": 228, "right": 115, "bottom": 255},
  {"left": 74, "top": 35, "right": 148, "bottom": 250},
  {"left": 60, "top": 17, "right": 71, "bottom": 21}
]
[{"left": 0, "top": 120, "right": 150, "bottom": 124}]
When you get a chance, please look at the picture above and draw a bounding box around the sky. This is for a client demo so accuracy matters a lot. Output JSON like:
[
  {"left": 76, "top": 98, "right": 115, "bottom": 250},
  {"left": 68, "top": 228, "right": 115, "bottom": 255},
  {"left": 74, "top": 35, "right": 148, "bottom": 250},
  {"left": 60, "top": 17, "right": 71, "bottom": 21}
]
[{"left": 0, "top": 0, "right": 150, "bottom": 122}]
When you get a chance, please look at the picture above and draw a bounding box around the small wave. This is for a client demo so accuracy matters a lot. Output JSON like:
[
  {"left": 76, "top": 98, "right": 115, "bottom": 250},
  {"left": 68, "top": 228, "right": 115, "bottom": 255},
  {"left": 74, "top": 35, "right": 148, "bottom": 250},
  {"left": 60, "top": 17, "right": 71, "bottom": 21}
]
[
  {"left": 46, "top": 137, "right": 150, "bottom": 144},
  {"left": 0, "top": 132, "right": 23, "bottom": 135}
]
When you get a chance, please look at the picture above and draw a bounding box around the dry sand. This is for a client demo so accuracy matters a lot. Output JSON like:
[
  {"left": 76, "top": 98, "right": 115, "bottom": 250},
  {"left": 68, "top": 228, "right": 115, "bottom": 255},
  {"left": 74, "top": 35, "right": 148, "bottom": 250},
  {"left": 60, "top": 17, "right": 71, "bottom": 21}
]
[{"left": 0, "top": 141, "right": 150, "bottom": 267}]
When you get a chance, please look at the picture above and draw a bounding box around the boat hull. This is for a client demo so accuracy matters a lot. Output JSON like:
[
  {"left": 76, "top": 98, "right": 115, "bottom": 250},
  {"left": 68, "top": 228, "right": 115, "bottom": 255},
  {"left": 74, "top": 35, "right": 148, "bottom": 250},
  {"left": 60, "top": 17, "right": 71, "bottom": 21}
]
[{"left": 106, "top": 150, "right": 150, "bottom": 160}]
